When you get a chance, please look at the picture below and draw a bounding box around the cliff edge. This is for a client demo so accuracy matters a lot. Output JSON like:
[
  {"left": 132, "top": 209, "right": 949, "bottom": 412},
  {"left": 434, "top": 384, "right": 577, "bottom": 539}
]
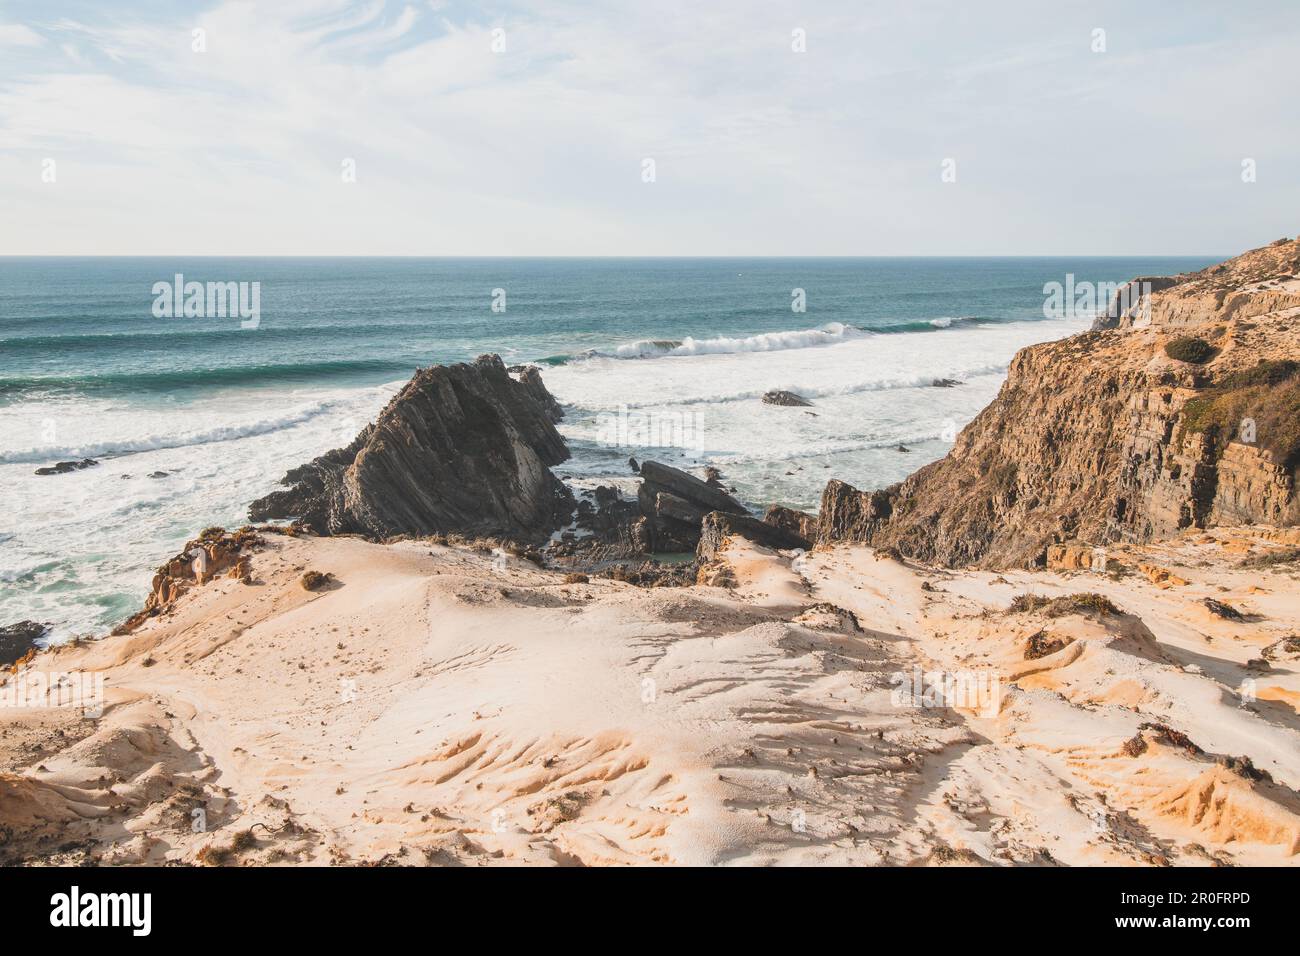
[{"left": 820, "top": 237, "right": 1300, "bottom": 567}]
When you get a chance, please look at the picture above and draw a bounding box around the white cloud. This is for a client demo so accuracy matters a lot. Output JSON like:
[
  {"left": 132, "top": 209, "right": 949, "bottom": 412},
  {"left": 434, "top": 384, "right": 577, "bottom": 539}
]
[
  {"left": 0, "top": 0, "right": 1297, "bottom": 255},
  {"left": 0, "top": 23, "right": 44, "bottom": 46}
]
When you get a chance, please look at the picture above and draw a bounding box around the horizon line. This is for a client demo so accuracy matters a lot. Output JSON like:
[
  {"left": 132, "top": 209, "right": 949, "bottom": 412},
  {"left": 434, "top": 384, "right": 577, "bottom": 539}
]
[{"left": 0, "top": 253, "right": 1230, "bottom": 260}]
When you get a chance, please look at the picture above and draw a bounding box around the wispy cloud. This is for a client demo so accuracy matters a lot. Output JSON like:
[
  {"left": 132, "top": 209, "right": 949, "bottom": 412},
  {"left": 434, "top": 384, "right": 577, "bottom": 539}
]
[
  {"left": 0, "top": 0, "right": 1297, "bottom": 254},
  {"left": 0, "top": 22, "right": 45, "bottom": 46}
]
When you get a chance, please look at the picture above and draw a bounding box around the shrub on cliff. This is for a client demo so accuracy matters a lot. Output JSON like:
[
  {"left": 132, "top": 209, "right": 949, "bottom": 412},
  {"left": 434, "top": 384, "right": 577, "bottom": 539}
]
[
  {"left": 1164, "top": 336, "right": 1216, "bottom": 364},
  {"left": 1178, "top": 360, "right": 1300, "bottom": 473},
  {"left": 1221, "top": 359, "right": 1298, "bottom": 388}
]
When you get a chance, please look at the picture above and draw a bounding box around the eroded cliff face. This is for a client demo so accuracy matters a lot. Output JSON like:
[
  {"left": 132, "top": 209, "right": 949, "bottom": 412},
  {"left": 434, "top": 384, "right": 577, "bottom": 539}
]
[
  {"left": 819, "top": 238, "right": 1300, "bottom": 568},
  {"left": 1121, "top": 238, "right": 1300, "bottom": 330}
]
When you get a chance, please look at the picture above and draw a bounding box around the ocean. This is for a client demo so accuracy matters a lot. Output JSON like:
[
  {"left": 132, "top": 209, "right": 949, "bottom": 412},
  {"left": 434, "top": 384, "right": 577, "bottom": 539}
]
[{"left": 0, "top": 256, "right": 1215, "bottom": 639}]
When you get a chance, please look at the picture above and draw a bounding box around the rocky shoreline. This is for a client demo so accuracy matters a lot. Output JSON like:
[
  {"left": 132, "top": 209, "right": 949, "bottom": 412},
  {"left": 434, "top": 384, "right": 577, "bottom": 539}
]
[
  {"left": 240, "top": 350, "right": 823, "bottom": 590},
  {"left": 246, "top": 240, "right": 1300, "bottom": 579},
  {"left": 4, "top": 239, "right": 1300, "bottom": 868},
  {"left": 18, "top": 238, "right": 1300, "bottom": 642}
]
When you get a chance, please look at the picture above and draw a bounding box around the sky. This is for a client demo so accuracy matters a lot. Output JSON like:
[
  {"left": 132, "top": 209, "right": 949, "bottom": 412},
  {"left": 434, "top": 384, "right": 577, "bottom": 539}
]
[{"left": 0, "top": 0, "right": 1296, "bottom": 256}]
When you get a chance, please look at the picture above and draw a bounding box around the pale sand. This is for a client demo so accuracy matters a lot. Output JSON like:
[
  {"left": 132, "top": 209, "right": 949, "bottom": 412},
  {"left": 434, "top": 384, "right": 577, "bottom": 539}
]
[{"left": 2, "top": 527, "right": 1298, "bottom": 866}]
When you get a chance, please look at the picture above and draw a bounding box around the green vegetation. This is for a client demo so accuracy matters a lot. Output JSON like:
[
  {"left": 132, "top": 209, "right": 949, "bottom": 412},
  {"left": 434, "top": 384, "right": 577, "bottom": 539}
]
[
  {"left": 1221, "top": 359, "right": 1298, "bottom": 388},
  {"left": 1177, "top": 360, "right": 1300, "bottom": 472},
  {"left": 1164, "top": 336, "right": 1217, "bottom": 364}
]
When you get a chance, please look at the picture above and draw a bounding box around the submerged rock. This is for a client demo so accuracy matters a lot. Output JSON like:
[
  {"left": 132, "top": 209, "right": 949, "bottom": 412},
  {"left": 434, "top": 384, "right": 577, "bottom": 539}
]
[
  {"left": 762, "top": 390, "right": 813, "bottom": 407},
  {"left": 249, "top": 355, "right": 573, "bottom": 542},
  {"left": 34, "top": 458, "right": 98, "bottom": 476}
]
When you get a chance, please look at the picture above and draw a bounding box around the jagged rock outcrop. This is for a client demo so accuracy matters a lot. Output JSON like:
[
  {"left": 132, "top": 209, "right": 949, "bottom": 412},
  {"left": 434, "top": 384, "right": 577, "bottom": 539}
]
[
  {"left": 115, "top": 526, "right": 262, "bottom": 634},
  {"left": 819, "top": 238, "right": 1300, "bottom": 568},
  {"left": 764, "top": 504, "right": 818, "bottom": 542},
  {"left": 250, "top": 355, "right": 573, "bottom": 542},
  {"left": 697, "top": 511, "right": 811, "bottom": 561},
  {"left": 637, "top": 460, "right": 746, "bottom": 550},
  {"left": 1, "top": 621, "right": 48, "bottom": 668},
  {"left": 518, "top": 365, "right": 565, "bottom": 423}
]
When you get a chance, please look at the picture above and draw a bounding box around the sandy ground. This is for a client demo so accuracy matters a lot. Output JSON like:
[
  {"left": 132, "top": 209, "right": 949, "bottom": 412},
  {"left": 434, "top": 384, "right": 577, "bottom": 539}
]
[{"left": 2, "top": 526, "right": 1298, "bottom": 866}]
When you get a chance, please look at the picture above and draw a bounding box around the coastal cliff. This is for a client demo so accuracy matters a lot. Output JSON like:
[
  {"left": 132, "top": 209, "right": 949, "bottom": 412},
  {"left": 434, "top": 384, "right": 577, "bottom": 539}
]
[{"left": 820, "top": 238, "right": 1300, "bottom": 567}]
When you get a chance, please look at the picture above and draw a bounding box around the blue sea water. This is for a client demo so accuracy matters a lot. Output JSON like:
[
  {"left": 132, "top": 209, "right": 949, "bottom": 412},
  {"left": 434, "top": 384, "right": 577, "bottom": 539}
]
[{"left": 0, "top": 256, "right": 1216, "bottom": 638}]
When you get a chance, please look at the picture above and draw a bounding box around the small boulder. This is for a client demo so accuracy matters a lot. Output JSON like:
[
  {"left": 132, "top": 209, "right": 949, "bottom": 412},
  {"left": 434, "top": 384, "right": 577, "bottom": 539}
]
[
  {"left": 762, "top": 390, "right": 812, "bottom": 407},
  {"left": 1203, "top": 597, "right": 1243, "bottom": 620}
]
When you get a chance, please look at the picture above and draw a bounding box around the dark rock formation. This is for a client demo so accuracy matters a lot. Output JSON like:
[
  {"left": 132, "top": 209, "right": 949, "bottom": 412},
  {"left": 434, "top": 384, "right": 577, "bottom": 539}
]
[
  {"left": 818, "top": 239, "right": 1300, "bottom": 568},
  {"left": 518, "top": 366, "right": 565, "bottom": 423},
  {"left": 0, "top": 620, "right": 48, "bottom": 667},
  {"left": 930, "top": 378, "right": 961, "bottom": 388},
  {"left": 819, "top": 479, "right": 895, "bottom": 542},
  {"left": 34, "top": 458, "right": 98, "bottom": 476},
  {"left": 249, "top": 355, "right": 573, "bottom": 542},
  {"left": 637, "top": 460, "right": 746, "bottom": 550},
  {"left": 762, "top": 390, "right": 813, "bottom": 407},
  {"left": 698, "top": 511, "right": 811, "bottom": 561},
  {"left": 1203, "top": 598, "right": 1243, "bottom": 621},
  {"left": 763, "top": 504, "right": 817, "bottom": 542},
  {"left": 549, "top": 485, "right": 650, "bottom": 565}
]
